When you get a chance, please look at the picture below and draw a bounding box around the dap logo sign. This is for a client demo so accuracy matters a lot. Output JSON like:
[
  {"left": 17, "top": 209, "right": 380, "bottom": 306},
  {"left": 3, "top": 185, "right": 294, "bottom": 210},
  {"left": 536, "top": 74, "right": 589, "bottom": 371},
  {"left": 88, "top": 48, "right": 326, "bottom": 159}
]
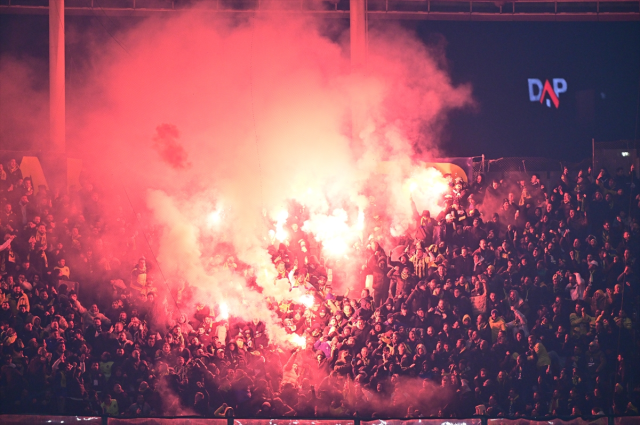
[{"left": 528, "top": 78, "right": 567, "bottom": 108}]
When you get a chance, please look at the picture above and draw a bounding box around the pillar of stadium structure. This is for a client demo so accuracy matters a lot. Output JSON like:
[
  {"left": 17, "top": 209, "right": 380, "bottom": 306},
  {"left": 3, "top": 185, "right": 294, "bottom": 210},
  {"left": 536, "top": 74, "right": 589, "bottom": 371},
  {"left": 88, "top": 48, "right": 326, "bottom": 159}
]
[
  {"left": 48, "top": 0, "right": 67, "bottom": 189},
  {"left": 350, "top": 0, "right": 367, "bottom": 152},
  {"left": 49, "top": 0, "right": 65, "bottom": 155}
]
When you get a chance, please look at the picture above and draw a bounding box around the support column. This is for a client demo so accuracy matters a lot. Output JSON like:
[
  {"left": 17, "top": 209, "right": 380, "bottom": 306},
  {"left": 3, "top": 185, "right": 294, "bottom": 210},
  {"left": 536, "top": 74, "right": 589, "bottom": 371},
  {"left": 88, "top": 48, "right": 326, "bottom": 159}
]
[
  {"left": 47, "top": 0, "right": 67, "bottom": 191},
  {"left": 49, "top": 0, "right": 65, "bottom": 154},
  {"left": 350, "top": 0, "right": 367, "bottom": 71},
  {"left": 350, "top": 0, "right": 367, "bottom": 149}
]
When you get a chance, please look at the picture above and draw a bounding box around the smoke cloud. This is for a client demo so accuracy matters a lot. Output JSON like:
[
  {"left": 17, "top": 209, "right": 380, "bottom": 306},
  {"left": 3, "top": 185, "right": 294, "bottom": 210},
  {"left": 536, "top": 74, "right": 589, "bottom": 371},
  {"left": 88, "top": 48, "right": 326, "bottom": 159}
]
[
  {"left": 83, "top": 11, "right": 469, "bottom": 341},
  {"left": 1, "top": 9, "right": 473, "bottom": 346}
]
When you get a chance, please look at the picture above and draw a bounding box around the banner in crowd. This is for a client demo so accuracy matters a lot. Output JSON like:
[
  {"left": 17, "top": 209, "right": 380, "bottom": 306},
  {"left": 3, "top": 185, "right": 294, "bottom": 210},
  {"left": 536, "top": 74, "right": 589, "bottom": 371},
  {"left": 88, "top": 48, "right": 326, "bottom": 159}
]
[{"left": 470, "top": 294, "right": 487, "bottom": 316}]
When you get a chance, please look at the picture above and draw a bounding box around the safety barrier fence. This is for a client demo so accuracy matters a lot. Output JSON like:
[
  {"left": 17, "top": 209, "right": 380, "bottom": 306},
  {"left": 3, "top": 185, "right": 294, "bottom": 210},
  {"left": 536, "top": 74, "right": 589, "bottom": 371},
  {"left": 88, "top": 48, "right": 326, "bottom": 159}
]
[{"left": 2, "top": 415, "right": 639, "bottom": 425}]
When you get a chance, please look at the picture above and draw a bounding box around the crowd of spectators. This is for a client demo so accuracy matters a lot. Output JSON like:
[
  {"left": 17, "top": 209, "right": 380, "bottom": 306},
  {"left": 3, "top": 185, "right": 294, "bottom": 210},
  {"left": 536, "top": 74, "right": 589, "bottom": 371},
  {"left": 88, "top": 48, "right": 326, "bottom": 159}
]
[{"left": 0, "top": 158, "right": 639, "bottom": 419}]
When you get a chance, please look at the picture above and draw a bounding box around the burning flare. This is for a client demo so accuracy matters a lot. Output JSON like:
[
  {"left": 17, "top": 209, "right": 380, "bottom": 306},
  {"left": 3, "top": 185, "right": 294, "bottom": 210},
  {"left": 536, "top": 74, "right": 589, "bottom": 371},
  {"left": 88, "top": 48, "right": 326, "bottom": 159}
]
[
  {"left": 289, "top": 334, "right": 307, "bottom": 348},
  {"left": 274, "top": 210, "right": 289, "bottom": 242},
  {"left": 218, "top": 302, "right": 229, "bottom": 320},
  {"left": 298, "top": 294, "right": 315, "bottom": 308}
]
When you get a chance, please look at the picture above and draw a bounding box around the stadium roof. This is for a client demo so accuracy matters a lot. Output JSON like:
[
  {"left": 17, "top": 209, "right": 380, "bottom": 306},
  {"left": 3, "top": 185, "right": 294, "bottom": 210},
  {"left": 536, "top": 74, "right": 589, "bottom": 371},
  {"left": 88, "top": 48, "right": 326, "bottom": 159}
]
[{"left": 1, "top": 0, "right": 639, "bottom": 20}]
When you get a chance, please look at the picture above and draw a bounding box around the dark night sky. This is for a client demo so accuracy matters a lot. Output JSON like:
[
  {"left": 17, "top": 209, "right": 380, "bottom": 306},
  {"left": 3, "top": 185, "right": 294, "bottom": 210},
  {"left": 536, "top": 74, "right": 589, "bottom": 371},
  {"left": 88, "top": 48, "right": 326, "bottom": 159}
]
[
  {"left": 1, "top": 14, "right": 639, "bottom": 161},
  {"left": 412, "top": 21, "right": 640, "bottom": 160}
]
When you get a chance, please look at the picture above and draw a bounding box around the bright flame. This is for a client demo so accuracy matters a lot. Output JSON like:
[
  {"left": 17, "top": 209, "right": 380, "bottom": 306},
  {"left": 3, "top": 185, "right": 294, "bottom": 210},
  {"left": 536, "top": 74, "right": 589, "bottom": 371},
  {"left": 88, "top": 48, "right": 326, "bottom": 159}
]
[
  {"left": 290, "top": 334, "right": 306, "bottom": 348},
  {"left": 356, "top": 209, "right": 365, "bottom": 231},
  {"left": 405, "top": 167, "right": 450, "bottom": 216},
  {"left": 299, "top": 293, "right": 315, "bottom": 308},
  {"left": 275, "top": 209, "right": 289, "bottom": 242},
  {"left": 302, "top": 208, "right": 354, "bottom": 258},
  {"left": 207, "top": 208, "right": 222, "bottom": 226},
  {"left": 219, "top": 302, "right": 229, "bottom": 320},
  {"left": 323, "top": 238, "right": 348, "bottom": 257}
]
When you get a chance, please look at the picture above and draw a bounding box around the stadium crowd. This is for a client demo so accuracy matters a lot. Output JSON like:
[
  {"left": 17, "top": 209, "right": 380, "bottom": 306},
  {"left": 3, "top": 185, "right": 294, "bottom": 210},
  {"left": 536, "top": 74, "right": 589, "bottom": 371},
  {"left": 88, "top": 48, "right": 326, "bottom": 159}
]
[{"left": 0, "top": 158, "right": 639, "bottom": 419}]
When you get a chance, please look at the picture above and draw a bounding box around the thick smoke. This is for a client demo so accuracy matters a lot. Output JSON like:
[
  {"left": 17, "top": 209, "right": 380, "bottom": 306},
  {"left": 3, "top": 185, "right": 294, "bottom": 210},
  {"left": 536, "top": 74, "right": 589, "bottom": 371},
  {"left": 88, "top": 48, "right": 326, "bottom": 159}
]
[
  {"left": 62, "top": 11, "right": 472, "bottom": 345},
  {"left": 1, "top": 9, "right": 472, "bottom": 347}
]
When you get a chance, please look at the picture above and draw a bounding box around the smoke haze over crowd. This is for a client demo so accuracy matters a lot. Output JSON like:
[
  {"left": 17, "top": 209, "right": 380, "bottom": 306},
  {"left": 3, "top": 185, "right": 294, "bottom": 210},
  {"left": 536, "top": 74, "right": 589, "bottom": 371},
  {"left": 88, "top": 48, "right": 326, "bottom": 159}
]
[
  {"left": 50, "top": 9, "right": 471, "bottom": 346},
  {"left": 2, "top": 8, "right": 472, "bottom": 346}
]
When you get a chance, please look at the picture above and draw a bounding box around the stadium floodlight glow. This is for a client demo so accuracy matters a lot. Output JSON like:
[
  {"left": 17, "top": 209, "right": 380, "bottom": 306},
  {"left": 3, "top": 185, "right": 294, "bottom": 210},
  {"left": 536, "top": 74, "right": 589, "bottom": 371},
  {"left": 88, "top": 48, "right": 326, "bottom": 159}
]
[{"left": 621, "top": 152, "right": 629, "bottom": 157}]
